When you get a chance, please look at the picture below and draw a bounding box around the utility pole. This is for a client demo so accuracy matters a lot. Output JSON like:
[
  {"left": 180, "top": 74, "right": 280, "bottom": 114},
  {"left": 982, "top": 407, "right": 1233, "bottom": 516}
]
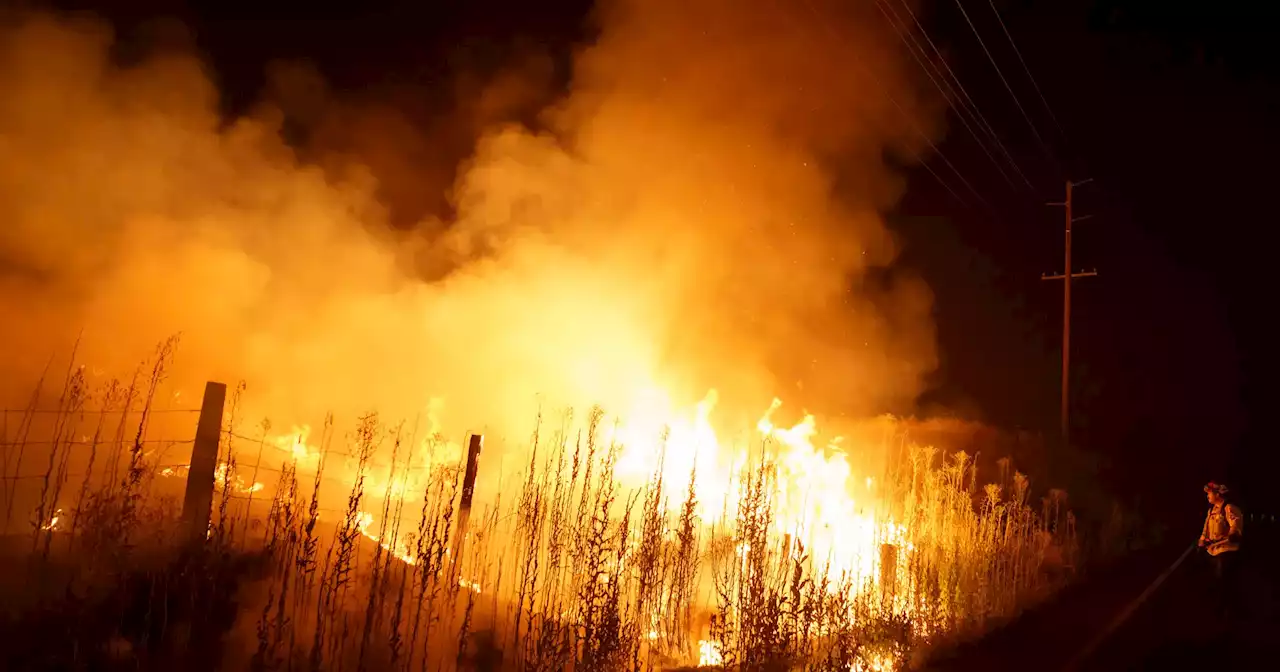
[{"left": 1043, "top": 179, "right": 1097, "bottom": 446}]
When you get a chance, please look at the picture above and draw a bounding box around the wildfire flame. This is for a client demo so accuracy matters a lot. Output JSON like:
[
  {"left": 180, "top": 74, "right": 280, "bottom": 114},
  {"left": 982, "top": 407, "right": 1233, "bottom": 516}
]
[
  {"left": 353, "top": 510, "right": 416, "bottom": 566},
  {"left": 39, "top": 508, "right": 63, "bottom": 532},
  {"left": 240, "top": 385, "right": 912, "bottom": 620},
  {"left": 271, "top": 425, "right": 321, "bottom": 463},
  {"left": 698, "top": 639, "right": 723, "bottom": 666},
  {"left": 159, "top": 462, "right": 263, "bottom": 495},
  {"left": 611, "top": 391, "right": 910, "bottom": 592},
  {"left": 158, "top": 385, "right": 906, "bottom": 611},
  {"left": 0, "top": 7, "right": 1043, "bottom": 668},
  {"left": 215, "top": 462, "right": 264, "bottom": 494},
  {"left": 351, "top": 510, "right": 481, "bottom": 592}
]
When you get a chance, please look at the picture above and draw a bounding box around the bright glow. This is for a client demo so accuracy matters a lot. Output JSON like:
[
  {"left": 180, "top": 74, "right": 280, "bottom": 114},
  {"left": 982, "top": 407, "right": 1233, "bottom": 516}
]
[
  {"left": 39, "top": 508, "right": 63, "bottom": 531},
  {"left": 698, "top": 639, "right": 723, "bottom": 666},
  {"left": 611, "top": 393, "right": 912, "bottom": 593}
]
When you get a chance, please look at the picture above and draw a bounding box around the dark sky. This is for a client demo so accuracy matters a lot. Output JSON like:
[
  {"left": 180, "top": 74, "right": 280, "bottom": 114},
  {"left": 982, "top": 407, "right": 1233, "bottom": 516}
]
[{"left": 41, "top": 0, "right": 1280, "bottom": 520}]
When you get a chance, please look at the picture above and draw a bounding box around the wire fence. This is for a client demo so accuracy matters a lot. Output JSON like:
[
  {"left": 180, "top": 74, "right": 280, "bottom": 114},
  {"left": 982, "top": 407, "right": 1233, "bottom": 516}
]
[
  {"left": 0, "top": 439, "right": 195, "bottom": 480},
  {"left": 2, "top": 408, "right": 203, "bottom": 415},
  {"left": 1, "top": 403, "right": 205, "bottom": 530},
  {"left": 1, "top": 393, "right": 485, "bottom": 541}
]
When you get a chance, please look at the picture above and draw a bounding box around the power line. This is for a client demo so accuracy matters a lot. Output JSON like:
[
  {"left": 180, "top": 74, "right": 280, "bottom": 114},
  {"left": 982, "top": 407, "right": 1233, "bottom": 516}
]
[
  {"left": 878, "top": 0, "right": 1037, "bottom": 192},
  {"left": 952, "top": 0, "right": 1058, "bottom": 168},
  {"left": 985, "top": 0, "right": 1067, "bottom": 143},
  {"left": 886, "top": 0, "right": 1035, "bottom": 191},
  {"left": 795, "top": 0, "right": 992, "bottom": 212},
  {"left": 874, "top": 0, "right": 1020, "bottom": 191}
]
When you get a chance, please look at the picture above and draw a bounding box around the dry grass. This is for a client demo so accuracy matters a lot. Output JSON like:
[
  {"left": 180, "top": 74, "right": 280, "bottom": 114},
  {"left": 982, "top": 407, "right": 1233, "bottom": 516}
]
[{"left": 0, "top": 343, "right": 1110, "bottom": 671}]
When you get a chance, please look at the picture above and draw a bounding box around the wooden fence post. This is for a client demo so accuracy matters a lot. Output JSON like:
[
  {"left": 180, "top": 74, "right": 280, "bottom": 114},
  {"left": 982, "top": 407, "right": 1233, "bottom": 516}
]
[
  {"left": 880, "top": 542, "right": 898, "bottom": 611},
  {"left": 182, "top": 381, "right": 226, "bottom": 544},
  {"left": 451, "top": 433, "right": 483, "bottom": 587}
]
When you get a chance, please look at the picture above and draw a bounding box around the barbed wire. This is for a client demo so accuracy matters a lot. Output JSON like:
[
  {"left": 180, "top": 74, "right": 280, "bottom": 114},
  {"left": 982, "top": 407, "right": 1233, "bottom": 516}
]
[
  {"left": 2, "top": 438, "right": 196, "bottom": 447},
  {"left": 225, "top": 431, "right": 453, "bottom": 472},
  {"left": 0, "top": 408, "right": 202, "bottom": 415},
  {"left": 0, "top": 439, "right": 195, "bottom": 480},
  {"left": 156, "top": 453, "right": 445, "bottom": 490},
  {"left": 2, "top": 429, "right": 441, "bottom": 486},
  {"left": 3, "top": 420, "right": 459, "bottom": 498}
]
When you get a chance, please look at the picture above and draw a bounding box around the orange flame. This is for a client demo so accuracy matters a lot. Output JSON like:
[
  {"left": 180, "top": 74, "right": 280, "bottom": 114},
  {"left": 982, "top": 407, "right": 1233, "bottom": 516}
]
[{"left": 612, "top": 391, "right": 910, "bottom": 593}]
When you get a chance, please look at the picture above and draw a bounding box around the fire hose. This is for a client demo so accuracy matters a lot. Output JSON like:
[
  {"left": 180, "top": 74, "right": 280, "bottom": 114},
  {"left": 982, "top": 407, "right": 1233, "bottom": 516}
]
[{"left": 1060, "top": 543, "right": 1197, "bottom": 671}]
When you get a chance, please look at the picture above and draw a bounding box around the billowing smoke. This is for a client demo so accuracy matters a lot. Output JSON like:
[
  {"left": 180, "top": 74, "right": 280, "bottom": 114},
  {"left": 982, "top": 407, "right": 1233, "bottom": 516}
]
[{"left": 0, "top": 1, "right": 941, "bottom": 452}]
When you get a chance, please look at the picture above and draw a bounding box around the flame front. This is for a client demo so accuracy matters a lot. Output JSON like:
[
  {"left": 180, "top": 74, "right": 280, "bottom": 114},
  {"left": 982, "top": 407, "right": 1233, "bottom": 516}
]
[
  {"left": 279, "top": 388, "right": 911, "bottom": 614},
  {"left": 612, "top": 391, "right": 909, "bottom": 595}
]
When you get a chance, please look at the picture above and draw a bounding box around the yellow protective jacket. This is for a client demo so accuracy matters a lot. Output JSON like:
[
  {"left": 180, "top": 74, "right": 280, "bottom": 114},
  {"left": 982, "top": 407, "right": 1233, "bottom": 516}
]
[{"left": 1200, "top": 502, "right": 1243, "bottom": 556}]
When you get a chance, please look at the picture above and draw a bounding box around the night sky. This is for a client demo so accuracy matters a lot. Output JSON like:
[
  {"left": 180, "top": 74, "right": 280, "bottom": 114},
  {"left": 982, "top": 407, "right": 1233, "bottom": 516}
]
[{"left": 40, "top": 0, "right": 1280, "bottom": 523}]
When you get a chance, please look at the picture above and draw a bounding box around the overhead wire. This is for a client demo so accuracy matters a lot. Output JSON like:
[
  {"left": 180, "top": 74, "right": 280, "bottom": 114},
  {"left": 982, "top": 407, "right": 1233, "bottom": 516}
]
[
  {"left": 985, "top": 0, "right": 1068, "bottom": 143},
  {"left": 794, "top": 0, "right": 993, "bottom": 214},
  {"left": 874, "top": 0, "right": 1031, "bottom": 192},
  {"left": 885, "top": 0, "right": 1036, "bottom": 191},
  {"left": 951, "top": 0, "right": 1059, "bottom": 169},
  {"left": 979, "top": 0, "right": 1102, "bottom": 200},
  {"left": 874, "top": 0, "right": 1013, "bottom": 189}
]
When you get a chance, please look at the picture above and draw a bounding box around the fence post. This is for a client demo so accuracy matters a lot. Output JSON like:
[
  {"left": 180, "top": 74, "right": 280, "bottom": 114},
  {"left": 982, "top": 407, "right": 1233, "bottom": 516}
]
[
  {"left": 451, "top": 433, "right": 483, "bottom": 588},
  {"left": 182, "top": 381, "right": 226, "bottom": 544},
  {"left": 880, "top": 543, "right": 898, "bottom": 611}
]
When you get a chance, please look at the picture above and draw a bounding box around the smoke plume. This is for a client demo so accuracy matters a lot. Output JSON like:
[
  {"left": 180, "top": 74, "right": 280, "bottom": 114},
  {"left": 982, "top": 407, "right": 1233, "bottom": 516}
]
[{"left": 0, "top": 2, "right": 942, "bottom": 448}]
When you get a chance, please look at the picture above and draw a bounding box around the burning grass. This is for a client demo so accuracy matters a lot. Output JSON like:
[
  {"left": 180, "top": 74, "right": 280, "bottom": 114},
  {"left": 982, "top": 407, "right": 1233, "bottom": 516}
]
[{"left": 0, "top": 349, "right": 1087, "bottom": 671}]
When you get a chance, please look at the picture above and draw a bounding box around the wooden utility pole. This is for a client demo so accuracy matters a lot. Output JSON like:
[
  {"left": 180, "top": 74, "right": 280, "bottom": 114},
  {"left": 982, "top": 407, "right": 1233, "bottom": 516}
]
[
  {"left": 182, "top": 381, "right": 227, "bottom": 543},
  {"left": 1043, "top": 179, "right": 1097, "bottom": 446}
]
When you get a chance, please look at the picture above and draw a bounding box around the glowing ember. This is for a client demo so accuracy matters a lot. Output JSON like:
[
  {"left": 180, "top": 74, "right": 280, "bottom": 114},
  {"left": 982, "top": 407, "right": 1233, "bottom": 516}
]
[
  {"left": 353, "top": 510, "right": 417, "bottom": 565},
  {"left": 39, "top": 508, "right": 63, "bottom": 531},
  {"left": 350, "top": 510, "right": 480, "bottom": 594},
  {"left": 159, "top": 463, "right": 263, "bottom": 495},
  {"left": 215, "top": 462, "right": 264, "bottom": 494}
]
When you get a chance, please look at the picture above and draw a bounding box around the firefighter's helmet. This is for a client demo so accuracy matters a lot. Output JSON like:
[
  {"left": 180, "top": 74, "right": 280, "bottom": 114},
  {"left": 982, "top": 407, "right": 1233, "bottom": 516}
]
[{"left": 1204, "top": 481, "right": 1230, "bottom": 495}]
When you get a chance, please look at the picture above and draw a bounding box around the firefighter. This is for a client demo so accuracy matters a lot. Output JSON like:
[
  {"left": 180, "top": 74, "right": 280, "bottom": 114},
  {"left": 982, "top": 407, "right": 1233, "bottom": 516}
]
[{"left": 1198, "top": 481, "right": 1244, "bottom": 618}]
